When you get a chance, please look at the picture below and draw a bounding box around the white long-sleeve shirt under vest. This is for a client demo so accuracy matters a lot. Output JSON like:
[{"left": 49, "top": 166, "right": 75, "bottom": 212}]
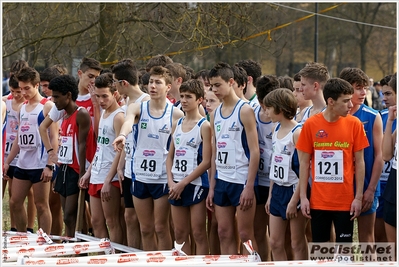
[
  {"left": 123, "top": 94, "right": 149, "bottom": 179},
  {"left": 171, "top": 117, "right": 209, "bottom": 187},
  {"left": 132, "top": 101, "right": 174, "bottom": 184},
  {"left": 90, "top": 108, "right": 123, "bottom": 184},
  {"left": 213, "top": 100, "right": 251, "bottom": 185},
  {"left": 254, "top": 105, "right": 276, "bottom": 187},
  {"left": 269, "top": 123, "right": 301, "bottom": 187},
  {"left": 17, "top": 99, "right": 49, "bottom": 169},
  {"left": 5, "top": 97, "right": 20, "bottom": 166}
]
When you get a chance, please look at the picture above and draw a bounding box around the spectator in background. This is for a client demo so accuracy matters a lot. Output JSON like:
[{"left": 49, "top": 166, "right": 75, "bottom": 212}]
[{"left": 373, "top": 81, "right": 384, "bottom": 110}]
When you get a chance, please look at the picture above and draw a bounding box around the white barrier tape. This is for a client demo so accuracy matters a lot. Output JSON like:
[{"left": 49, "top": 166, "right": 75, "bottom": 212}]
[
  {"left": 9, "top": 253, "right": 260, "bottom": 265},
  {"left": 36, "top": 228, "right": 53, "bottom": 244},
  {"left": 74, "top": 232, "right": 142, "bottom": 253},
  {"left": 2, "top": 260, "right": 398, "bottom": 266},
  {"left": 2, "top": 235, "right": 57, "bottom": 247},
  {"left": 2, "top": 240, "right": 113, "bottom": 262},
  {"left": 3, "top": 231, "right": 78, "bottom": 242}
]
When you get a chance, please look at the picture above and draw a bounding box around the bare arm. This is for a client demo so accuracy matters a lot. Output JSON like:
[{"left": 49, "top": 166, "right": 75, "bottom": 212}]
[
  {"left": 382, "top": 105, "right": 396, "bottom": 161},
  {"left": 76, "top": 108, "right": 91, "bottom": 178},
  {"left": 112, "top": 102, "right": 140, "bottom": 151},
  {"left": 101, "top": 111, "right": 125, "bottom": 201},
  {"left": 351, "top": 149, "right": 365, "bottom": 220},
  {"left": 43, "top": 102, "right": 59, "bottom": 165},
  {"left": 298, "top": 150, "right": 311, "bottom": 219},
  {"left": 166, "top": 121, "right": 178, "bottom": 188},
  {"left": 239, "top": 105, "right": 259, "bottom": 211},
  {"left": 361, "top": 114, "right": 383, "bottom": 212},
  {"left": 206, "top": 111, "right": 217, "bottom": 212}
]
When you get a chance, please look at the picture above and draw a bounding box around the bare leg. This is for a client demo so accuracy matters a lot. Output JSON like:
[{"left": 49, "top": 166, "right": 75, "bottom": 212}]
[{"left": 32, "top": 181, "right": 52, "bottom": 234}]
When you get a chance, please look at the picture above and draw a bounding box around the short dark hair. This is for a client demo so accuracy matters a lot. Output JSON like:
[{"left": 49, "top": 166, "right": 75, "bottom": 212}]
[
  {"left": 339, "top": 67, "right": 369, "bottom": 87},
  {"left": 165, "top": 63, "right": 188, "bottom": 82},
  {"left": 388, "top": 73, "right": 396, "bottom": 93},
  {"left": 179, "top": 79, "right": 204, "bottom": 100},
  {"left": 263, "top": 88, "right": 297, "bottom": 120},
  {"left": 183, "top": 65, "right": 195, "bottom": 81},
  {"left": 293, "top": 73, "right": 301, "bottom": 82},
  {"left": 10, "top": 60, "right": 29, "bottom": 74},
  {"left": 256, "top": 75, "right": 280, "bottom": 103},
  {"left": 8, "top": 75, "right": 19, "bottom": 89},
  {"left": 49, "top": 75, "right": 79, "bottom": 101},
  {"left": 236, "top": 59, "right": 262, "bottom": 87},
  {"left": 278, "top": 76, "right": 294, "bottom": 91},
  {"left": 95, "top": 72, "right": 116, "bottom": 93},
  {"left": 146, "top": 54, "right": 173, "bottom": 72},
  {"left": 209, "top": 62, "right": 234, "bottom": 82},
  {"left": 40, "top": 67, "right": 61, "bottom": 82},
  {"left": 111, "top": 58, "right": 139, "bottom": 86},
  {"left": 298, "top": 62, "right": 330, "bottom": 85},
  {"left": 149, "top": 66, "right": 173, "bottom": 85},
  {"left": 380, "top": 75, "right": 392, "bottom": 86},
  {"left": 232, "top": 65, "right": 248, "bottom": 88},
  {"left": 16, "top": 67, "right": 40, "bottom": 85},
  {"left": 323, "top": 78, "right": 354, "bottom": 102},
  {"left": 52, "top": 64, "right": 68, "bottom": 75},
  {"left": 194, "top": 69, "right": 210, "bottom": 81},
  {"left": 79, "top": 57, "right": 102, "bottom": 73},
  {"left": 141, "top": 72, "right": 150, "bottom": 86}
]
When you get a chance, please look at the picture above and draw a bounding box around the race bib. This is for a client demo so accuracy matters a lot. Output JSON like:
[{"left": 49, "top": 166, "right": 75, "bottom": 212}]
[
  {"left": 91, "top": 146, "right": 103, "bottom": 174},
  {"left": 172, "top": 149, "right": 195, "bottom": 180},
  {"left": 19, "top": 125, "right": 37, "bottom": 150},
  {"left": 258, "top": 149, "right": 272, "bottom": 178},
  {"left": 58, "top": 136, "right": 73, "bottom": 164},
  {"left": 314, "top": 150, "right": 343, "bottom": 183},
  {"left": 269, "top": 153, "right": 290, "bottom": 183},
  {"left": 216, "top": 140, "right": 236, "bottom": 175},
  {"left": 133, "top": 148, "right": 163, "bottom": 179}
]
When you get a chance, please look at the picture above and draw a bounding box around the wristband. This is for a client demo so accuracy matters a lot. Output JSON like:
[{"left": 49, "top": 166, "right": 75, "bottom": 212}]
[
  {"left": 47, "top": 148, "right": 54, "bottom": 153},
  {"left": 119, "top": 133, "right": 127, "bottom": 138},
  {"left": 45, "top": 164, "right": 54, "bottom": 171}
]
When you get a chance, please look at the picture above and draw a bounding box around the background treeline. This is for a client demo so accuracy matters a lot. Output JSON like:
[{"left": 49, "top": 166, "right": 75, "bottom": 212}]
[{"left": 2, "top": 2, "right": 396, "bottom": 80}]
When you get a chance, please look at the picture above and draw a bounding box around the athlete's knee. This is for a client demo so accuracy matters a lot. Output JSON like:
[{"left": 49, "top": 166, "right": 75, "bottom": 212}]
[
  {"left": 124, "top": 210, "right": 138, "bottom": 224},
  {"left": 140, "top": 223, "right": 155, "bottom": 236},
  {"left": 269, "top": 235, "right": 285, "bottom": 251},
  {"left": 34, "top": 202, "right": 50, "bottom": 214},
  {"left": 290, "top": 237, "right": 307, "bottom": 252},
  {"left": 192, "top": 228, "right": 207, "bottom": 243},
  {"left": 173, "top": 226, "right": 189, "bottom": 240}
]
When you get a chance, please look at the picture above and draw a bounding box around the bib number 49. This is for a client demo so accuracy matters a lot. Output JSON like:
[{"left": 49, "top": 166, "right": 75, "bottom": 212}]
[{"left": 141, "top": 159, "right": 156, "bottom": 172}]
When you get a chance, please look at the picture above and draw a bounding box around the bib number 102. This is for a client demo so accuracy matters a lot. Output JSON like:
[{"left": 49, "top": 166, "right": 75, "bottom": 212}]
[{"left": 141, "top": 159, "right": 156, "bottom": 172}]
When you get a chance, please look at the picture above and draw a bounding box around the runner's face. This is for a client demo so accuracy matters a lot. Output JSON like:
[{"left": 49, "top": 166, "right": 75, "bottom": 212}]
[
  {"left": 299, "top": 77, "right": 316, "bottom": 100},
  {"left": 78, "top": 68, "right": 100, "bottom": 91},
  {"left": 331, "top": 94, "right": 353, "bottom": 117},
  {"left": 51, "top": 91, "right": 69, "bottom": 110},
  {"left": 382, "top": 85, "right": 396, "bottom": 107},
  {"left": 197, "top": 77, "right": 211, "bottom": 91},
  {"left": 209, "top": 76, "right": 233, "bottom": 100},
  {"left": 293, "top": 81, "right": 306, "bottom": 107},
  {"left": 205, "top": 90, "right": 220, "bottom": 113},
  {"left": 40, "top": 81, "right": 51, "bottom": 97},
  {"left": 112, "top": 74, "right": 127, "bottom": 96},
  {"left": 95, "top": 87, "right": 115, "bottom": 110},
  {"left": 19, "top": 81, "right": 39, "bottom": 100},
  {"left": 350, "top": 83, "right": 367, "bottom": 106},
  {"left": 10, "top": 87, "right": 23, "bottom": 101},
  {"left": 148, "top": 75, "right": 170, "bottom": 100},
  {"left": 265, "top": 106, "right": 280, "bottom": 123},
  {"left": 180, "top": 92, "right": 201, "bottom": 113}
]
